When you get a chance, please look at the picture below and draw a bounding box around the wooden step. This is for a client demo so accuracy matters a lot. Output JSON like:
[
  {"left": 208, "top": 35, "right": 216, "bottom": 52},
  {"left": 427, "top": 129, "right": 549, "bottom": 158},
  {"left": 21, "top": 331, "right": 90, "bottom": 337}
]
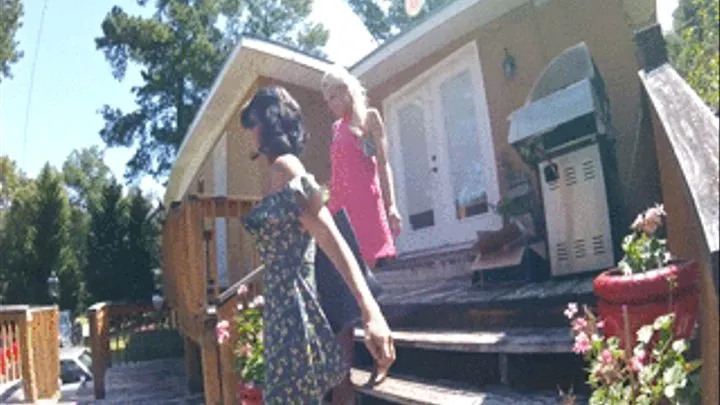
[
  {"left": 350, "top": 368, "right": 583, "bottom": 405},
  {"left": 352, "top": 327, "right": 583, "bottom": 389},
  {"left": 353, "top": 327, "right": 572, "bottom": 354}
]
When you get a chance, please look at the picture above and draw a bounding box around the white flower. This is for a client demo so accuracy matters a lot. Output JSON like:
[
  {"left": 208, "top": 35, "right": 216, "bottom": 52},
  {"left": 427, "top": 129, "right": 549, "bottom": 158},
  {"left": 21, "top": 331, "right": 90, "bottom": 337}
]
[
  {"left": 672, "top": 340, "right": 687, "bottom": 354},
  {"left": 636, "top": 325, "right": 654, "bottom": 344}
]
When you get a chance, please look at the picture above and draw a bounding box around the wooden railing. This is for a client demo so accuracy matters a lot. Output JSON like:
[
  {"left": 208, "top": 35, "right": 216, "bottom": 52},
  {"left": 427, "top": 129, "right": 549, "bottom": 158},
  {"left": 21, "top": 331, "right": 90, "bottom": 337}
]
[
  {"left": 88, "top": 301, "right": 178, "bottom": 399},
  {"left": 635, "top": 24, "right": 719, "bottom": 405},
  {"left": 205, "top": 265, "right": 265, "bottom": 405},
  {"left": 0, "top": 305, "right": 59, "bottom": 402},
  {"left": 161, "top": 194, "right": 261, "bottom": 404},
  {"left": 162, "top": 195, "right": 259, "bottom": 345}
]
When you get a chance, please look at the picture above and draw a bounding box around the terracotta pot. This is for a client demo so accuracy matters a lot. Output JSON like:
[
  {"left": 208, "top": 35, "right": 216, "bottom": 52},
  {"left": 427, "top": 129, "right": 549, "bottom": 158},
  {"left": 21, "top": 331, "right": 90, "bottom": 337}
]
[
  {"left": 237, "top": 382, "right": 263, "bottom": 405},
  {"left": 593, "top": 260, "right": 700, "bottom": 347}
]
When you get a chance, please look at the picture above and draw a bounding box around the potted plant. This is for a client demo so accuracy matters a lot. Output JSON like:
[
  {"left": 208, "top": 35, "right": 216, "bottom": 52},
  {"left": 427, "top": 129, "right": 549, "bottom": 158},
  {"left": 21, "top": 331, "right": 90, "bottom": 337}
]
[
  {"left": 592, "top": 204, "right": 700, "bottom": 347},
  {"left": 216, "top": 285, "right": 265, "bottom": 405},
  {"left": 564, "top": 303, "right": 701, "bottom": 405}
]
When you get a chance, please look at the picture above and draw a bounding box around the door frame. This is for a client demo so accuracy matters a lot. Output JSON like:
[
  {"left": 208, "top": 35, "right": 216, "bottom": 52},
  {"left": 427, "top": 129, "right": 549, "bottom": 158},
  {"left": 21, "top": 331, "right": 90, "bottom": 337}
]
[{"left": 383, "top": 40, "right": 502, "bottom": 255}]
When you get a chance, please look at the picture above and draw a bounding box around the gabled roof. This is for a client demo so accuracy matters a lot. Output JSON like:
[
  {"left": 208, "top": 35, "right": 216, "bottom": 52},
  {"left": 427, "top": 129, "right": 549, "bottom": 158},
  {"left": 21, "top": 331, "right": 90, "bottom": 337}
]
[
  {"left": 351, "top": 0, "right": 527, "bottom": 89},
  {"left": 163, "top": 37, "right": 333, "bottom": 206}
]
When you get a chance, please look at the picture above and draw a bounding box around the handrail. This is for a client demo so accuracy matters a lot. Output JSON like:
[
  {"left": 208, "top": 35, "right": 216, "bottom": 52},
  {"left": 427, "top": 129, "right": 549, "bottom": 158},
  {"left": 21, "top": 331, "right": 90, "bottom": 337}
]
[
  {"left": 216, "top": 265, "right": 265, "bottom": 307},
  {"left": 635, "top": 24, "right": 720, "bottom": 405},
  {"left": 635, "top": 25, "right": 719, "bottom": 291}
]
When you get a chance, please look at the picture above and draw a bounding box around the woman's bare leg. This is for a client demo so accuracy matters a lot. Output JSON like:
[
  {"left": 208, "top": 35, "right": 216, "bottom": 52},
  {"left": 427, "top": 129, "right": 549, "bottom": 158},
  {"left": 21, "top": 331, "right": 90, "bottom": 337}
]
[{"left": 332, "top": 326, "right": 356, "bottom": 405}]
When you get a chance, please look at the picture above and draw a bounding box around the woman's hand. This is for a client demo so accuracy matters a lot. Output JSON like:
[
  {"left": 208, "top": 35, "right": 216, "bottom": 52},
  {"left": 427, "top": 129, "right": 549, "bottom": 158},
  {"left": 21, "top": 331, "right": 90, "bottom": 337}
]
[
  {"left": 386, "top": 204, "right": 402, "bottom": 238},
  {"left": 362, "top": 309, "right": 395, "bottom": 384}
]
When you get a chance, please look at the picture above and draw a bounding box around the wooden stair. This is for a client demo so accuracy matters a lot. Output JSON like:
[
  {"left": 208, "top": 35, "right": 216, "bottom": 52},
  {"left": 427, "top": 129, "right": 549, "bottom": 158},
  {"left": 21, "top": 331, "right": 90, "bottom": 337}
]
[
  {"left": 350, "top": 255, "right": 592, "bottom": 404},
  {"left": 351, "top": 369, "right": 579, "bottom": 405}
]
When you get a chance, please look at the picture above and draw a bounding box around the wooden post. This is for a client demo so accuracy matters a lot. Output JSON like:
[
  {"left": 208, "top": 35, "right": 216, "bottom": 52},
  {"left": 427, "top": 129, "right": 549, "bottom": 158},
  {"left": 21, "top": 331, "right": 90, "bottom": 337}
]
[
  {"left": 201, "top": 313, "right": 223, "bottom": 405},
  {"left": 183, "top": 335, "right": 203, "bottom": 393},
  {"left": 88, "top": 303, "right": 110, "bottom": 399},
  {"left": 17, "top": 308, "right": 37, "bottom": 402}
]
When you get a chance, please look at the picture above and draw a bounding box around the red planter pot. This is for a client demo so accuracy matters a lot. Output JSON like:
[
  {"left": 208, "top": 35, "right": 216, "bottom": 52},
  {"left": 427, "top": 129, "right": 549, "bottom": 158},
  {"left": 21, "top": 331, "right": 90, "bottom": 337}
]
[
  {"left": 593, "top": 260, "right": 700, "bottom": 348},
  {"left": 236, "top": 382, "right": 263, "bottom": 405}
]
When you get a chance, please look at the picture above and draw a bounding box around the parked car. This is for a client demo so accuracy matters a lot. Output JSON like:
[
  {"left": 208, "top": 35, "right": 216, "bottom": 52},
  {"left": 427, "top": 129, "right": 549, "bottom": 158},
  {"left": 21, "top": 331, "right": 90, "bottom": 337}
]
[
  {"left": 58, "top": 310, "right": 73, "bottom": 348},
  {"left": 60, "top": 347, "right": 92, "bottom": 384}
]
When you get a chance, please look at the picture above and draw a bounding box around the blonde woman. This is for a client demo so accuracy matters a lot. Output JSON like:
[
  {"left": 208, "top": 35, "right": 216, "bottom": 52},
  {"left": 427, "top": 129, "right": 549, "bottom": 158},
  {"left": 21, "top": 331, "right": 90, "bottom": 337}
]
[{"left": 316, "top": 65, "right": 401, "bottom": 404}]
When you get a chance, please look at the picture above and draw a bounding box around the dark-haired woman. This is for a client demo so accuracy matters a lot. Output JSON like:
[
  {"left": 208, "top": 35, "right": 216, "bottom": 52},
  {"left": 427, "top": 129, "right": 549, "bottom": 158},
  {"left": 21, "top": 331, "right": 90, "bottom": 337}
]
[{"left": 239, "top": 86, "right": 395, "bottom": 405}]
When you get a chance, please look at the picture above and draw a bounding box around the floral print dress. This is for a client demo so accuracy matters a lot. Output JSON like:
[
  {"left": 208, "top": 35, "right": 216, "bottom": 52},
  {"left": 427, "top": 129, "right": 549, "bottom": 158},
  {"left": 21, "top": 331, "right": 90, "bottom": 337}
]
[{"left": 243, "top": 174, "right": 348, "bottom": 404}]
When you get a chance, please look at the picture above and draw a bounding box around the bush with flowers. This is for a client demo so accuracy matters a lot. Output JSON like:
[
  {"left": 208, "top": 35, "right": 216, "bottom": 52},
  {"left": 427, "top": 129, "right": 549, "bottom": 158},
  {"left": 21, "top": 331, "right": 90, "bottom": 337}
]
[
  {"left": 564, "top": 302, "right": 701, "bottom": 405},
  {"left": 216, "top": 284, "right": 265, "bottom": 388}
]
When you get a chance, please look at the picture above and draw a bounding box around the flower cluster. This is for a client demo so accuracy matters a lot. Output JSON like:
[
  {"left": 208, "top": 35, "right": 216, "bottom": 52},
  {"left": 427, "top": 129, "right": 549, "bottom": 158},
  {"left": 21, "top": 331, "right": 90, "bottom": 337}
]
[
  {"left": 619, "top": 204, "right": 672, "bottom": 275},
  {"left": 564, "top": 303, "right": 700, "bottom": 405},
  {"left": 215, "top": 284, "right": 265, "bottom": 386}
]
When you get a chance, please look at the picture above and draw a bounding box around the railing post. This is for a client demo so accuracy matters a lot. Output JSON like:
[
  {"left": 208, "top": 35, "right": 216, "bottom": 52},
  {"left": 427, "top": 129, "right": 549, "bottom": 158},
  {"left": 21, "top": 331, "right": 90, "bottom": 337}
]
[
  {"left": 89, "top": 303, "right": 110, "bottom": 399},
  {"left": 17, "top": 308, "right": 37, "bottom": 402}
]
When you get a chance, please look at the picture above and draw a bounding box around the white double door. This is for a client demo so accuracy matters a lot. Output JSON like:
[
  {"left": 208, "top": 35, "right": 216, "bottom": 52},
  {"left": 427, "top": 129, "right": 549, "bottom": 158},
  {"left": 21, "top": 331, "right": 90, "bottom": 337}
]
[{"left": 386, "top": 43, "right": 501, "bottom": 255}]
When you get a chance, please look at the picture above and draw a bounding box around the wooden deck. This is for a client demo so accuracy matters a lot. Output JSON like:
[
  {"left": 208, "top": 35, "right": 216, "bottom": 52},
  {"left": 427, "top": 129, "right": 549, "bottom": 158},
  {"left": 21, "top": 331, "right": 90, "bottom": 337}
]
[
  {"left": 66, "top": 359, "right": 202, "bottom": 405},
  {"left": 375, "top": 265, "right": 596, "bottom": 310}
]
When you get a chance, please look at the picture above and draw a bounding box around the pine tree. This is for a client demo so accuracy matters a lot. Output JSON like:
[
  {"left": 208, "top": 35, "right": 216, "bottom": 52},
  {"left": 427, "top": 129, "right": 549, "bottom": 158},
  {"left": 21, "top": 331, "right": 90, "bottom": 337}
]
[
  {"left": 96, "top": 0, "right": 329, "bottom": 181},
  {"left": 32, "top": 164, "right": 78, "bottom": 309},
  {"left": 86, "top": 179, "right": 127, "bottom": 302},
  {"left": 123, "top": 188, "right": 158, "bottom": 301}
]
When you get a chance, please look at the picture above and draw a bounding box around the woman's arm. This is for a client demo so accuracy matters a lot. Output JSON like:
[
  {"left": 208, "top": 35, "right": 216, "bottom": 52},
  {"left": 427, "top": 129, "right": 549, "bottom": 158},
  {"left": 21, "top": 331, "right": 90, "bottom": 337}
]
[
  {"left": 367, "top": 108, "right": 397, "bottom": 212},
  {"left": 367, "top": 108, "right": 402, "bottom": 236},
  {"left": 271, "top": 155, "right": 394, "bottom": 366}
]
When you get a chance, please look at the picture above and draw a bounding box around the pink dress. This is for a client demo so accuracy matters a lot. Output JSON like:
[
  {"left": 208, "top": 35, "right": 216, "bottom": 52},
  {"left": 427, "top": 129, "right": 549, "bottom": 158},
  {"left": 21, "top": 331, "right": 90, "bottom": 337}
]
[{"left": 327, "top": 116, "right": 396, "bottom": 268}]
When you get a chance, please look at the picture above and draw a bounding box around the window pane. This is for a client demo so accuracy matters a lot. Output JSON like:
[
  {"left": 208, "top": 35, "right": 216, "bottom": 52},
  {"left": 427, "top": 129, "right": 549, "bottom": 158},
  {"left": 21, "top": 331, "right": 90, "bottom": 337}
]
[
  {"left": 439, "top": 70, "right": 488, "bottom": 219},
  {"left": 397, "top": 103, "right": 435, "bottom": 230}
]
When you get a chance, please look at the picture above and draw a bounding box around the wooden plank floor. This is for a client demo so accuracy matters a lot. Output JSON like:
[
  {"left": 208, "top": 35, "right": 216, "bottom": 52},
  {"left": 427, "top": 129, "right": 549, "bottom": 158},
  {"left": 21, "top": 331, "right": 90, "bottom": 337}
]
[
  {"left": 353, "top": 327, "right": 572, "bottom": 354},
  {"left": 375, "top": 272, "right": 596, "bottom": 308},
  {"left": 68, "top": 358, "right": 204, "bottom": 405},
  {"left": 351, "top": 369, "right": 584, "bottom": 405}
]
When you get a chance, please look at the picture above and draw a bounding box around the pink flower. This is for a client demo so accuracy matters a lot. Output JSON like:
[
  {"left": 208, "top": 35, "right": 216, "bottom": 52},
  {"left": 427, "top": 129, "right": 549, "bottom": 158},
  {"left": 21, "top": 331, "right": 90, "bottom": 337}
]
[
  {"left": 216, "top": 320, "right": 230, "bottom": 344},
  {"left": 632, "top": 204, "right": 665, "bottom": 236},
  {"left": 564, "top": 303, "right": 578, "bottom": 319},
  {"left": 629, "top": 350, "right": 647, "bottom": 372},
  {"left": 596, "top": 320, "right": 605, "bottom": 329},
  {"left": 573, "top": 332, "right": 591, "bottom": 355},
  {"left": 237, "top": 284, "right": 249, "bottom": 296},
  {"left": 572, "top": 317, "right": 587, "bottom": 332},
  {"left": 241, "top": 343, "right": 252, "bottom": 357},
  {"left": 599, "top": 349, "right": 613, "bottom": 364}
]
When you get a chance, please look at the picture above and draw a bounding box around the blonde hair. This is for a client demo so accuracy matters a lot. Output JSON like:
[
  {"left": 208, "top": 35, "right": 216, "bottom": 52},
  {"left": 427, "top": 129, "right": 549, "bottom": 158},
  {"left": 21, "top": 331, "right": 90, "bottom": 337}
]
[{"left": 321, "top": 64, "right": 369, "bottom": 137}]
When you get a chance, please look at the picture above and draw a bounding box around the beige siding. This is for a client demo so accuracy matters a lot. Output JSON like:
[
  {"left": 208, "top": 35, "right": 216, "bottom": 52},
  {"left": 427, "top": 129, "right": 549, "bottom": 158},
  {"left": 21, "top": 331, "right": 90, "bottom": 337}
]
[{"left": 367, "top": 0, "right": 661, "bottom": 217}]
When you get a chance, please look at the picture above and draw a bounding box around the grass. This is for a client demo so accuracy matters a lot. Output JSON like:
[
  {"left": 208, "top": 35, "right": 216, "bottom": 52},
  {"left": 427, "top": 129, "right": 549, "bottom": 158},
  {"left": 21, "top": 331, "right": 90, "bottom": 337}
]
[{"left": 109, "top": 328, "right": 183, "bottom": 364}]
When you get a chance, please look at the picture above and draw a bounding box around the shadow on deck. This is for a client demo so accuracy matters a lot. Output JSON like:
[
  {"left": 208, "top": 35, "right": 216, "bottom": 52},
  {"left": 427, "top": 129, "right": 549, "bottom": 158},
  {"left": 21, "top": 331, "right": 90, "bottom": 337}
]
[{"left": 68, "top": 359, "right": 203, "bottom": 405}]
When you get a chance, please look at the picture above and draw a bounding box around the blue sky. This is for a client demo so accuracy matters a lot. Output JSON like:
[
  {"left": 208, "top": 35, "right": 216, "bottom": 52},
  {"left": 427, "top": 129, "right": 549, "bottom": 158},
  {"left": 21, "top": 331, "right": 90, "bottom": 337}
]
[
  {"left": 0, "top": 0, "right": 677, "bottom": 200},
  {"left": 0, "top": 0, "right": 375, "bottom": 199}
]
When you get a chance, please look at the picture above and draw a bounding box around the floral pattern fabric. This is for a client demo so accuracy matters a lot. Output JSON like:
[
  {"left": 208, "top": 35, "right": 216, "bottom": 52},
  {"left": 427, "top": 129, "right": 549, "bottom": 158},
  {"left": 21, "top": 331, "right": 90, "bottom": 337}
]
[{"left": 243, "top": 174, "right": 348, "bottom": 404}]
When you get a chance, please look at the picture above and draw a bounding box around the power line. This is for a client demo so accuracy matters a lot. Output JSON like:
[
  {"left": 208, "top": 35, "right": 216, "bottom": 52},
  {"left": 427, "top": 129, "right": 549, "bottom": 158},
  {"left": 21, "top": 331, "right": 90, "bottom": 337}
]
[{"left": 20, "top": 0, "right": 50, "bottom": 168}]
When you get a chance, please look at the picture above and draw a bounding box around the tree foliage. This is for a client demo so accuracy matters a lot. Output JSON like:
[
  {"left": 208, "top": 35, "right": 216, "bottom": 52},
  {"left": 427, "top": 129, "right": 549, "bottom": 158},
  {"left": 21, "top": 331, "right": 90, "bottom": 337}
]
[
  {"left": 346, "top": 0, "right": 452, "bottom": 42},
  {"left": 667, "top": 0, "right": 719, "bottom": 112},
  {"left": 0, "top": 0, "right": 23, "bottom": 81},
  {"left": 95, "top": 0, "right": 328, "bottom": 181},
  {"left": 124, "top": 188, "right": 159, "bottom": 301},
  {"left": 30, "top": 164, "right": 78, "bottom": 308},
  {"left": 85, "top": 179, "right": 127, "bottom": 302}
]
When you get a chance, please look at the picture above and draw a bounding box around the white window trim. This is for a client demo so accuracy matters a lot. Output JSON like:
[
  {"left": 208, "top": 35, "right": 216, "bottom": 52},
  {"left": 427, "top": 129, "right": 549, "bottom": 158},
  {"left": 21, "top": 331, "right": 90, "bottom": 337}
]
[{"left": 382, "top": 41, "right": 502, "bottom": 245}]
